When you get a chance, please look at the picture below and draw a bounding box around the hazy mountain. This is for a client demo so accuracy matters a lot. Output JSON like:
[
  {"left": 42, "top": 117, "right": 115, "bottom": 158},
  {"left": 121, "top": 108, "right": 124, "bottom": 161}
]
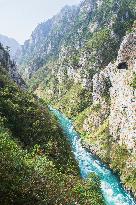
[{"left": 0, "top": 34, "right": 21, "bottom": 60}]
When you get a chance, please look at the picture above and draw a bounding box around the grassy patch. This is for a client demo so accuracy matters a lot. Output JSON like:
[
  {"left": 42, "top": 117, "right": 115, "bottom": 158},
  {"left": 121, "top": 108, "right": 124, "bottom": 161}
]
[{"left": 130, "top": 73, "right": 136, "bottom": 89}]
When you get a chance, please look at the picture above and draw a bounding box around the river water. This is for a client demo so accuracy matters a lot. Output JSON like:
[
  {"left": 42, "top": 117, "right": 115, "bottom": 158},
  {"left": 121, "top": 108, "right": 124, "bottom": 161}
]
[{"left": 49, "top": 107, "right": 136, "bottom": 205}]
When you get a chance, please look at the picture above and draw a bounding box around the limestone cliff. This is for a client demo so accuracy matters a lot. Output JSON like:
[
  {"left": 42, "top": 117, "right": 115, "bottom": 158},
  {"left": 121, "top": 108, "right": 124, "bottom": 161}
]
[
  {"left": 17, "top": 0, "right": 136, "bottom": 196},
  {"left": 19, "top": 0, "right": 135, "bottom": 88},
  {"left": 109, "top": 32, "right": 136, "bottom": 152},
  {"left": 75, "top": 30, "right": 136, "bottom": 195},
  {"left": 91, "top": 30, "right": 136, "bottom": 151}
]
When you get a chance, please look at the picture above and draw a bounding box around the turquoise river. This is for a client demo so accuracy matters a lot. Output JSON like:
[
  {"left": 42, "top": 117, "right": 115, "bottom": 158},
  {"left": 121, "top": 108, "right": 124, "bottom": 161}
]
[{"left": 50, "top": 107, "right": 136, "bottom": 205}]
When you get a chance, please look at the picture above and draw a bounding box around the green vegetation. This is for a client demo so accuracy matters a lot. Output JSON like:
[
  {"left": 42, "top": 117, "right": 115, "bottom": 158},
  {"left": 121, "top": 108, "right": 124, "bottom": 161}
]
[
  {"left": 94, "top": 0, "right": 136, "bottom": 38},
  {"left": 74, "top": 104, "right": 102, "bottom": 135},
  {"left": 110, "top": 144, "right": 130, "bottom": 173},
  {"left": 86, "top": 28, "right": 118, "bottom": 68},
  {"left": 54, "top": 83, "right": 93, "bottom": 118},
  {"left": 11, "top": 0, "right": 136, "bottom": 199},
  {"left": 0, "top": 66, "right": 78, "bottom": 175},
  {"left": 74, "top": 106, "right": 92, "bottom": 134},
  {"left": 0, "top": 116, "right": 105, "bottom": 205},
  {"left": 112, "top": 0, "right": 136, "bottom": 38},
  {"left": 0, "top": 64, "right": 105, "bottom": 204},
  {"left": 110, "top": 144, "right": 136, "bottom": 194},
  {"left": 76, "top": 118, "right": 112, "bottom": 164},
  {"left": 130, "top": 73, "right": 136, "bottom": 89},
  {"left": 20, "top": 0, "right": 136, "bottom": 122},
  {"left": 71, "top": 52, "right": 80, "bottom": 67},
  {"left": 87, "top": 119, "right": 112, "bottom": 163},
  {"left": 75, "top": 109, "right": 136, "bottom": 194}
]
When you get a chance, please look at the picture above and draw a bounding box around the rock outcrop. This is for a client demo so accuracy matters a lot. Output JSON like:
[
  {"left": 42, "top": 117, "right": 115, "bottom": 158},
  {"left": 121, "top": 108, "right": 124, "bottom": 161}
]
[
  {"left": 79, "top": 31, "right": 135, "bottom": 195},
  {"left": 91, "top": 31, "right": 136, "bottom": 152},
  {"left": 110, "top": 32, "right": 136, "bottom": 152}
]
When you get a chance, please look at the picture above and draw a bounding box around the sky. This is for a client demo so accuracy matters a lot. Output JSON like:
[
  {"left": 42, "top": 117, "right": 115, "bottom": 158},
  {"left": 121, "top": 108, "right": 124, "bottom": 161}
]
[{"left": 0, "top": 0, "right": 81, "bottom": 44}]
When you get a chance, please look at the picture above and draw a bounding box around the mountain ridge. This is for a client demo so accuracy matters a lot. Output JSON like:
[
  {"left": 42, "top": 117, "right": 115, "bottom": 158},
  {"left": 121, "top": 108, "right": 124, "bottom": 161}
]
[{"left": 17, "top": 0, "right": 136, "bottom": 197}]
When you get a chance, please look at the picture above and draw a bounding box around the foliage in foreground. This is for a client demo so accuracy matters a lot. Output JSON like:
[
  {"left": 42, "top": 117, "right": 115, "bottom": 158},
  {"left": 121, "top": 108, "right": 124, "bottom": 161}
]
[
  {"left": 0, "top": 66, "right": 105, "bottom": 204},
  {"left": 0, "top": 118, "right": 105, "bottom": 205},
  {"left": 0, "top": 65, "right": 79, "bottom": 175}
]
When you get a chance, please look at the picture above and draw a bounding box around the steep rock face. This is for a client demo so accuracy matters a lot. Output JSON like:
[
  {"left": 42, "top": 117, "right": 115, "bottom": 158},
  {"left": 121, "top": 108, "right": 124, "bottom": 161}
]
[
  {"left": 77, "top": 30, "right": 136, "bottom": 195},
  {"left": 19, "top": 0, "right": 136, "bottom": 107},
  {"left": 18, "top": 0, "right": 136, "bottom": 156},
  {"left": 109, "top": 32, "right": 136, "bottom": 152},
  {"left": 20, "top": 5, "right": 78, "bottom": 78},
  {"left": 90, "top": 31, "right": 136, "bottom": 151}
]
